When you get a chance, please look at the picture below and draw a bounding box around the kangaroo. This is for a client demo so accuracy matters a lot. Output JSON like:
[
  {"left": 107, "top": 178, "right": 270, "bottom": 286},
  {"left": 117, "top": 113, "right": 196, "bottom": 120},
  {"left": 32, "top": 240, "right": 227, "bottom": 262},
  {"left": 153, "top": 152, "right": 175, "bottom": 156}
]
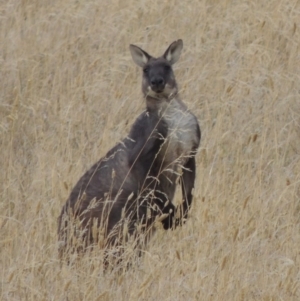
[{"left": 58, "top": 39, "right": 201, "bottom": 261}]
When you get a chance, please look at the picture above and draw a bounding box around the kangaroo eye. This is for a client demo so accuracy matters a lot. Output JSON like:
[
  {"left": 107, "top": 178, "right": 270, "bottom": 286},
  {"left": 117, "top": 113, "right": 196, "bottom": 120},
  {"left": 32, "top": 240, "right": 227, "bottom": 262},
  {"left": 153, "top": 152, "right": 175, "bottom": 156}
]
[
  {"left": 164, "top": 65, "right": 171, "bottom": 71},
  {"left": 143, "top": 68, "right": 149, "bottom": 74}
]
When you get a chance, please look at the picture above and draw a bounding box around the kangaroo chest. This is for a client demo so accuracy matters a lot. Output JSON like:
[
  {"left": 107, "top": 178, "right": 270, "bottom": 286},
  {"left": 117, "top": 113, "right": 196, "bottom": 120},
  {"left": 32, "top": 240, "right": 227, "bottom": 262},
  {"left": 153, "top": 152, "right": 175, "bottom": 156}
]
[{"left": 159, "top": 99, "right": 199, "bottom": 165}]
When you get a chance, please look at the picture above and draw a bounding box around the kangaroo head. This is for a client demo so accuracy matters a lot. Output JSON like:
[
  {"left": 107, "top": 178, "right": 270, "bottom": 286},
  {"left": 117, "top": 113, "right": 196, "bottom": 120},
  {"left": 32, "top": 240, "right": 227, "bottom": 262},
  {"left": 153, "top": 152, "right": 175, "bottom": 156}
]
[{"left": 130, "top": 40, "right": 183, "bottom": 100}]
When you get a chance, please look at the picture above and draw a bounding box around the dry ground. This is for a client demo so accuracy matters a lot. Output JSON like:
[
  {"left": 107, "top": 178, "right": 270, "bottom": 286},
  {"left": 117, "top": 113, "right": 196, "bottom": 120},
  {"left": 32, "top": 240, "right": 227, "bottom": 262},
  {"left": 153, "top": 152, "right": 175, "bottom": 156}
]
[{"left": 1, "top": 0, "right": 300, "bottom": 300}]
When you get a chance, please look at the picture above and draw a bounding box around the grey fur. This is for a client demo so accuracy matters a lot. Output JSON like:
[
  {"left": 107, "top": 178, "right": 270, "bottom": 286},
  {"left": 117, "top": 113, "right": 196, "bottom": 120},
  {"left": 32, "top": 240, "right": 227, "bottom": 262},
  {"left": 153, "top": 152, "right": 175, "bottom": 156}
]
[{"left": 57, "top": 40, "right": 201, "bottom": 260}]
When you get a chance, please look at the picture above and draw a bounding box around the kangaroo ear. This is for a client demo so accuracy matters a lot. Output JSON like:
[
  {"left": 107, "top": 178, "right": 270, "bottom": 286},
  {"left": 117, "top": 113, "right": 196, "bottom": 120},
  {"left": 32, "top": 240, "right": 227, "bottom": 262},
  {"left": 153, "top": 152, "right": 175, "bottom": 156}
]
[
  {"left": 130, "top": 44, "right": 152, "bottom": 67},
  {"left": 163, "top": 39, "right": 183, "bottom": 65}
]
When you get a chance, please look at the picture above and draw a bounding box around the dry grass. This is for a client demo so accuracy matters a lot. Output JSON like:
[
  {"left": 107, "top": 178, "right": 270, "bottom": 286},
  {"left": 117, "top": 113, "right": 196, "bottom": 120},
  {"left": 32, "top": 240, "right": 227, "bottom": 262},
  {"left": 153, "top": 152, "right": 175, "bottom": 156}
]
[{"left": 1, "top": 0, "right": 300, "bottom": 300}]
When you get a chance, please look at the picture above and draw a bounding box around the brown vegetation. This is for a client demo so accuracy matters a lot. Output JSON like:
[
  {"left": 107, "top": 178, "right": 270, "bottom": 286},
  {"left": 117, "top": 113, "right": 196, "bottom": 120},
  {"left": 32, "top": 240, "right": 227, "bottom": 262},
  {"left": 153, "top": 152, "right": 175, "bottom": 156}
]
[{"left": 1, "top": 0, "right": 300, "bottom": 300}]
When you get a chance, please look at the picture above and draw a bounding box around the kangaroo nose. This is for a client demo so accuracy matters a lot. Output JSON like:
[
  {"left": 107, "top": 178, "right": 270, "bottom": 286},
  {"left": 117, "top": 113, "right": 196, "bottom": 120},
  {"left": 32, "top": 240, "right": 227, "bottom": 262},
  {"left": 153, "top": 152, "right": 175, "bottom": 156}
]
[{"left": 151, "top": 77, "right": 164, "bottom": 87}]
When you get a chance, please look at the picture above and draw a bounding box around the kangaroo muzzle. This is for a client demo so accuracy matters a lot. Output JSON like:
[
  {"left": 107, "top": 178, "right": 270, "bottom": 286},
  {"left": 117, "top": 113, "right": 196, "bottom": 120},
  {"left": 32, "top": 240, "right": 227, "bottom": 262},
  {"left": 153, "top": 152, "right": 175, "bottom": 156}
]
[{"left": 150, "top": 76, "right": 165, "bottom": 93}]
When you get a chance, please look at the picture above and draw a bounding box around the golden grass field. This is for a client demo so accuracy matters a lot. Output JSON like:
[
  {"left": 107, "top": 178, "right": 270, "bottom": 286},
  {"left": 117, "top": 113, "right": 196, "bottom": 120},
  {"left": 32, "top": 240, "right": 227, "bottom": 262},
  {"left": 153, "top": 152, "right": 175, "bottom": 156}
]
[{"left": 1, "top": 0, "right": 300, "bottom": 300}]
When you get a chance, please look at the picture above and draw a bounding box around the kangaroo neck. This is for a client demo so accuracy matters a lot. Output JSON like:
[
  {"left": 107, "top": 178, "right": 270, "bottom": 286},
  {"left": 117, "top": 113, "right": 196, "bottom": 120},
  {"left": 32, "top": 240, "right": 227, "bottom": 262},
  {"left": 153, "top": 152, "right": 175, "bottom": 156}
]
[{"left": 145, "top": 93, "right": 187, "bottom": 115}]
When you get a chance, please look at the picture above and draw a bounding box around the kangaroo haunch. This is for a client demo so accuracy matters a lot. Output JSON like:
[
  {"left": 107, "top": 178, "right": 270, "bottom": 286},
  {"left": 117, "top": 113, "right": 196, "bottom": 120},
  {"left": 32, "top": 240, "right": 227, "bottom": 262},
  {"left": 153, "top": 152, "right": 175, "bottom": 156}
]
[{"left": 58, "top": 39, "right": 201, "bottom": 259}]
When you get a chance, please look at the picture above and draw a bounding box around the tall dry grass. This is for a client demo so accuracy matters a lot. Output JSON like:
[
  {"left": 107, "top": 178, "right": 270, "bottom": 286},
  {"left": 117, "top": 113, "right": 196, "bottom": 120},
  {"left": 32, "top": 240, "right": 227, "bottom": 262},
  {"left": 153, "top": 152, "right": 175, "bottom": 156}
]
[{"left": 1, "top": 0, "right": 300, "bottom": 300}]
